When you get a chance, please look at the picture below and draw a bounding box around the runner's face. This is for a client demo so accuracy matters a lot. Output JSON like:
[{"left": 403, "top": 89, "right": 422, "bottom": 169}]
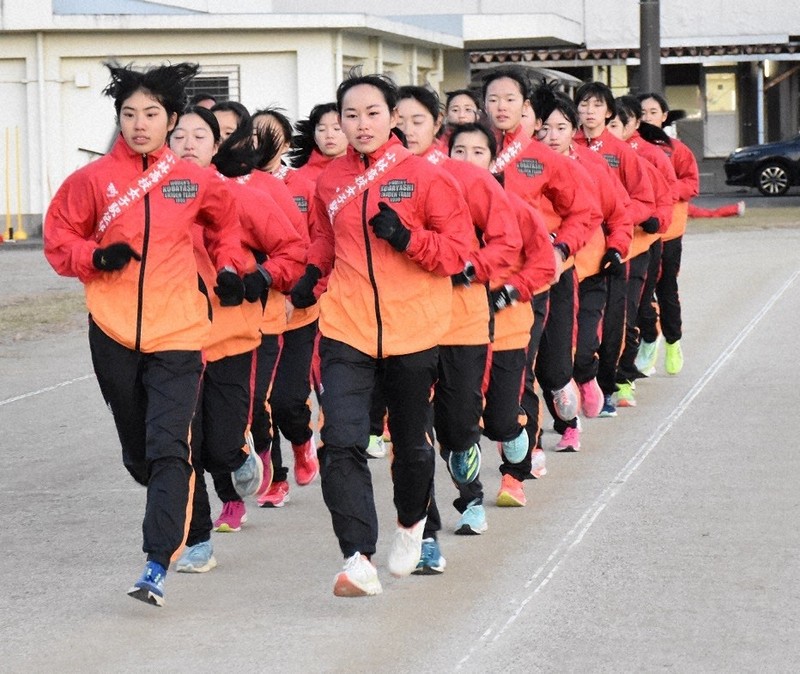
[
  {"left": 519, "top": 102, "right": 539, "bottom": 138},
  {"left": 640, "top": 97, "right": 668, "bottom": 128},
  {"left": 340, "top": 84, "right": 398, "bottom": 155},
  {"left": 119, "top": 90, "right": 176, "bottom": 155},
  {"left": 606, "top": 115, "right": 636, "bottom": 141},
  {"left": 396, "top": 97, "right": 441, "bottom": 156},
  {"left": 446, "top": 94, "right": 479, "bottom": 125},
  {"left": 213, "top": 110, "right": 239, "bottom": 142},
  {"left": 577, "top": 95, "right": 611, "bottom": 135},
  {"left": 314, "top": 111, "right": 348, "bottom": 158},
  {"left": 484, "top": 77, "right": 525, "bottom": 133},
  {"left": 539, "top": 108, "right": 575, "bottom": 156},
  {"left": 449, "top": 130, "right": 493, "bottom": 170},
  {"left": 169, "top": 113, "right": 218, "bottom": 168}
]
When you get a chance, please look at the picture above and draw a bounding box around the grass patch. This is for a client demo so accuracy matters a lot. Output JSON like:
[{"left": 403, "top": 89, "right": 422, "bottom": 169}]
[
  {"left": 688, "top": 207, "right": 800, "bottom": 234},
  {"left": 0, "top": 291, "right": 87, "bottom": 344}
]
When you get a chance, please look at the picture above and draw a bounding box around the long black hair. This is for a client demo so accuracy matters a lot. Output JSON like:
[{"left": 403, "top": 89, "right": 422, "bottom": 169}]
[
  {"left": 103, "top": 61, "right": 199, "bottom": 118},
  {"left": 289, "top": 102, "right": 338, "bottom": 168},
  {"left": 616, "top": 95, "right": 672, "bottom": 147}
]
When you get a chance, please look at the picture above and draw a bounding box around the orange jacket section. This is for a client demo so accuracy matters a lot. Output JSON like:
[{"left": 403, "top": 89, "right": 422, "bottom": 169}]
[
  {"left": 44, "top": 136, "right": 245, "bottom": 353},
  {"left": 500, "top": 127, "right": 602, "bottom": 260},
  {"left": 665, "top": 139, "right": 700, "bottom": 203},
  {"left": 437, "top": 155, "right": 522, "bottom": 346},
  {"left": 308, "top": 136, "right": 473, "bottom": 358},
  {"left": 192, "top": 223, "right": 261, "bottom": 362}
]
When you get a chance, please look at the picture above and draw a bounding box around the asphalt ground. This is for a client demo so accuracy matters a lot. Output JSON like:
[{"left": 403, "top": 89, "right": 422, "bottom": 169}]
[{"left": 1, "top": 218, "right": 799, "bottom": 672}]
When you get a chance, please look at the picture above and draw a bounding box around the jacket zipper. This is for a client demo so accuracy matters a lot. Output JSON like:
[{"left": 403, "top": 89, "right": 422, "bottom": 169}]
[
  {"left": 135, "top": 154, "right": 150, "bottom": 352},
  {"left": 360, "top": 155, "right": 383, "bottom": 359}
]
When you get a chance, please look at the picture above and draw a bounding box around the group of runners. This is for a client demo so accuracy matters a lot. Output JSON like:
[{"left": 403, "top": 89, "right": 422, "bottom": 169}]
[{"left": 43, "top": 60, "right": 698, "bottom": 606}]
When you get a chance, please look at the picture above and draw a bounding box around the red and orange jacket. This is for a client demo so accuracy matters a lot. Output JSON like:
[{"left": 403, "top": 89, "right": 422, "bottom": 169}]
[
  {"left": 661, "top": 138, "right": 700, "bottom": 240},
  {"left": 306, "top": 135, "right": 473, "bottom": 358},
  {"left": 492, "top": 192, "right": 556, "bottom": 351},
  {"left": 423, "top": 148, "right": 522, "bottom": 346},
  {"left": 570, "top": 143, "right": 632, "bottom": 279},
  {"left": 274, "top": 165, "right": 320, "bottom": 330},
  {"left": 497, "top": 126, "right": 601, "bottom": 261},
  {"left": 45, "top": 135, "right": 245, "bottom": 353},
  {"left": 575, "top": 127, "right": 656, "bottom": 228},
  {"left": 294, "top": 149, "right": 333, "bottom": 185}
]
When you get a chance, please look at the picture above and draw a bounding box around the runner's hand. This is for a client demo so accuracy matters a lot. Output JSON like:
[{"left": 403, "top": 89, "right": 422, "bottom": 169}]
[
  {"left": 214, "top": 269, "right": 245, "bottom": 306},
  {"left": 369, "top": 202, "right": 411, "bottom": 252},
  {"left": 92, "top": 243, "right": 141, "bottom": 271},
  {"left": 243, "top": 265, "right": 272, "bottom": 303},
  {"left": 290, "top": 264, "right": 322, "bottom": 309}
]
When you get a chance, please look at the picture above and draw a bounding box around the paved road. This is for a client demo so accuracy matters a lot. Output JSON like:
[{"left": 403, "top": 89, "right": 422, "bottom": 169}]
[{"left": 1, "top": 225, "right": 799, "bottom": 672}]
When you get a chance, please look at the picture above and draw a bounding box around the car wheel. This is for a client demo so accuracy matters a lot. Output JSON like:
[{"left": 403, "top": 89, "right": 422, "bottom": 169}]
[{"left": 757, "top": 162, "right": 790, "bottom": 196}]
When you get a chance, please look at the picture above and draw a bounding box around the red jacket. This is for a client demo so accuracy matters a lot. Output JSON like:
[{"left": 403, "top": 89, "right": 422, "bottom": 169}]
[
  {"left": 307, "top": 135, "right": 473, "bottom": 358},
  {"left": 498, "top": 126, "right": 601, "bottom": 259},
  {"left": 661, "top": 138, "right": 699, "bottom": 240},
  {"left": 428, "top": 151, "right": 522, "bottom": 346},
  {"left": 575, "top": 127, "right": 656, "bottom": 227},
  {"left": 294, "top": 149, "right": 333, "bottom": 185},
  {"left": 45, "top": 135, "right": 244, "bottom": 352}
]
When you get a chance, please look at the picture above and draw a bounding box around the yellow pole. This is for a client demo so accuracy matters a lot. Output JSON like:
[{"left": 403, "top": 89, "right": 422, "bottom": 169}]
[
  {"left": 4, "top": 128, "right": 11, "bottom": 240},
  {"left": 14, "top": 126, "right": 27, "bottom": 240}
]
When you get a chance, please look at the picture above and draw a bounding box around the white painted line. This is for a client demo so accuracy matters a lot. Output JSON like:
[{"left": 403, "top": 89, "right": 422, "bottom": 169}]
[
  {"left": 457, "top": 269, "right": 800, "bottom": 670},
  {"left": 0, "top": 373, "right": 95, "bottom": 407}
]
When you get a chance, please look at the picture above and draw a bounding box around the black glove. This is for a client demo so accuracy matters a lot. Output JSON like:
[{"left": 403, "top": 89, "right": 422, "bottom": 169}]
[
  {"left": 290, "top": 264, "right": 322, "bottom": 309},
  {"left": 639, "top": 216, "right": 660, "bottom": 234},
  {"left": 600, "top": 248, "right": 624, "bottom": 277},
  {"left": 243, "top": 265, "right": 272, "bottom": 303},
  {"left": 369, "top": 202, "right": 411, "bottom": 252},
  {"left": 490, "top": 285, "right": 520, "bottom": 312},
  {"left": 451, "top": 261, "right": 476, "bottom": 287},
  {"left": 214, "top": 269, "right": 244, "bottom": 307},
  {"left": 92, "top": 243, "right": 141, "bottom": 271}
]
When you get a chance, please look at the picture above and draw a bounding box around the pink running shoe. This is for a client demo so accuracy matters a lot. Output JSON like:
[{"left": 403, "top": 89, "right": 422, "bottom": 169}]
[
  {"left": 255, "top": 449, "right": 274, "bottom": 501},
  {"left": 578, "top": 378, "right": 604, "bottom": 418},
  {"left": 292, "top": 437, "right": 319, "bottom": 486},
  {"left": 213, "top": 500, "right": 247, "bottom": 532},
  {"left": 258, "top": 480, "right": 290, "bottom": 508},
  {"left": 555, "top": 424, "right": 581, "bottom": 452}
]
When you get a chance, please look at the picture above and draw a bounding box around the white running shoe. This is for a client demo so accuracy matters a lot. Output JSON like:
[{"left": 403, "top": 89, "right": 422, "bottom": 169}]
[
  {"left": 333, "top": 552, "right": 382, "bottom": 597},
  {"left": 387, "top": 517, "right": 427, "bottom": 578}
]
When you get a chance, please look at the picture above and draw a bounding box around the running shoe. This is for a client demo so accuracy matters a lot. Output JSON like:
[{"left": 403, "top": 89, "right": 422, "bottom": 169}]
[
  {"left": 635, "top": 337, "right": 660, "bottom": 376},
  {"left": 333, "top": 552, "right": 382, "bottom": 597},
  {"left": 366, "top": 435, "right": 387, "bottom": 459},
  {"left": 556, "top": 423, "right": 581, "bottom": 452},
  {"left": 413, "top": 538, "right": 447, "bottom": 575},
  {"left": 578, "top": 378, "right": 604, "bottom": 418},
  {"left": 232, "top": 439, "right": 264, "bottom": 498},
  {"left": 500, "top": 429, "right": 528, "bottom": 464},
  {"left": 255, "top": 448, "right": 274, "bottom": 501},
  {"left": 665, "top": 340, "right": 684, "bottom": 375},
  {"left": 530, "top": 448, "right": 548, "bottom": 478},
  {"left": 616, "top": 381, "right": 636, "bottom": 408},
  {"left": 292, "top": 437, "right": 319, "bottom": 485},
  {"left": 599, "top": 394, "right": 617, "bottom": 418},
  {"left": 175, "top": 540, "right": 218, "bottom": 574},
  {"left": 448, "top": 443, "right": 481, "bottom": 484},
  {"left": 387, "top": 517, "right": 426, "bottom": 578},
  {"left": 213, "top": 500, "right": 247, "bottom": 532},
  {"left": 127, "top": 561, "right": 166, "bottom": 607},
  {"left": 455, "top": 500, "right": 488, "bottom": 535},
  {"left": 496, "top": 474, "right": 526, "bottom": 507},
  {"left": 551, "top": 380, "right": 579, "bottom": 421},
  {"left": 258, "top": 480, "right": 290, "bottom": 508}
]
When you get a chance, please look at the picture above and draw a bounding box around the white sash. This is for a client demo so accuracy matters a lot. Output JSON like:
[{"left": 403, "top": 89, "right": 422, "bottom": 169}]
[
  {"left": 96, "top": 150, "right": 179, "bottom": 240},
  {"left": 425, "top": 148, "right": 448, "bottom": 165},
  {"left": 273, "top": 165, "right": 290, "bottom": 181},
  {"left": 490, "top": 135, "right": 531, "bottom": 175},
  {"left": 326, "top": 147, "right": 412, "bottom": 222}
]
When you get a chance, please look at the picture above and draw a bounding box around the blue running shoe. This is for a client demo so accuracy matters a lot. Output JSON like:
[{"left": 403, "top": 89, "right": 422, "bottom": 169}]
[
  {"left": 175, "top": 540, "right": 218, "bottom": 574},
  {"left": 455, "top": 500, "right": 488, "bottom": 535},
  {"left": 232, "top": 434, "right": 264, "bottom": 498},
  {"left": 127, "top": 561, "right": 166, "bottom": 607},
  {"left": 412, "top": 538, "right": 446, "bottom": 575},
  {"left": 599, "top": 394, "right": 617, "bottom": 418},
  {"left": 448, "top": 444, "right": 481, "bottom": 484},
  {"left": 500, "top": 429, "right": 528, "bottom": 464}
]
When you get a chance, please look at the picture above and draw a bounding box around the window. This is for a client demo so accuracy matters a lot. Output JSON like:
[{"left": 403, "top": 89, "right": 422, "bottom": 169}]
[{"left": 185, "top": 65, "right": 240, "bottom": 103}]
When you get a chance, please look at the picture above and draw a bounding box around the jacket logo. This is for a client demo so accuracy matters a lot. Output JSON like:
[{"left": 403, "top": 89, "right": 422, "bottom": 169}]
[
  {"left": 106, "top": 183, "right": 118, "bottom": 197},
  {"left": 162, "top": 179, "right": 199, "bottom": 204},
  {"left": 293, "top": 195, "right": 308, "bottom": 213},
  {"left": 379, "top": 178, "right": 415, "bottom": 202},
  {"left": 516, "top": 158, "right": 544, "bottom": 177},
  {"left": 602, "top": 153, "right": 620, "bottom": 169}
]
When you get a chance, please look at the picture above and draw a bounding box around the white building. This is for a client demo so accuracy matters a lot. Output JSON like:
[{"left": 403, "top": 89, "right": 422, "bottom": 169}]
[{"left": 1, "top": 1, "right": 798, "bottom": 232}]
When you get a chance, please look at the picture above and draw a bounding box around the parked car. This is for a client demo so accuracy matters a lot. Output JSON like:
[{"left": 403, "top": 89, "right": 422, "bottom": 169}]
[{"left": 724, "top": 134, "right": 800, "bottom": 196}]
